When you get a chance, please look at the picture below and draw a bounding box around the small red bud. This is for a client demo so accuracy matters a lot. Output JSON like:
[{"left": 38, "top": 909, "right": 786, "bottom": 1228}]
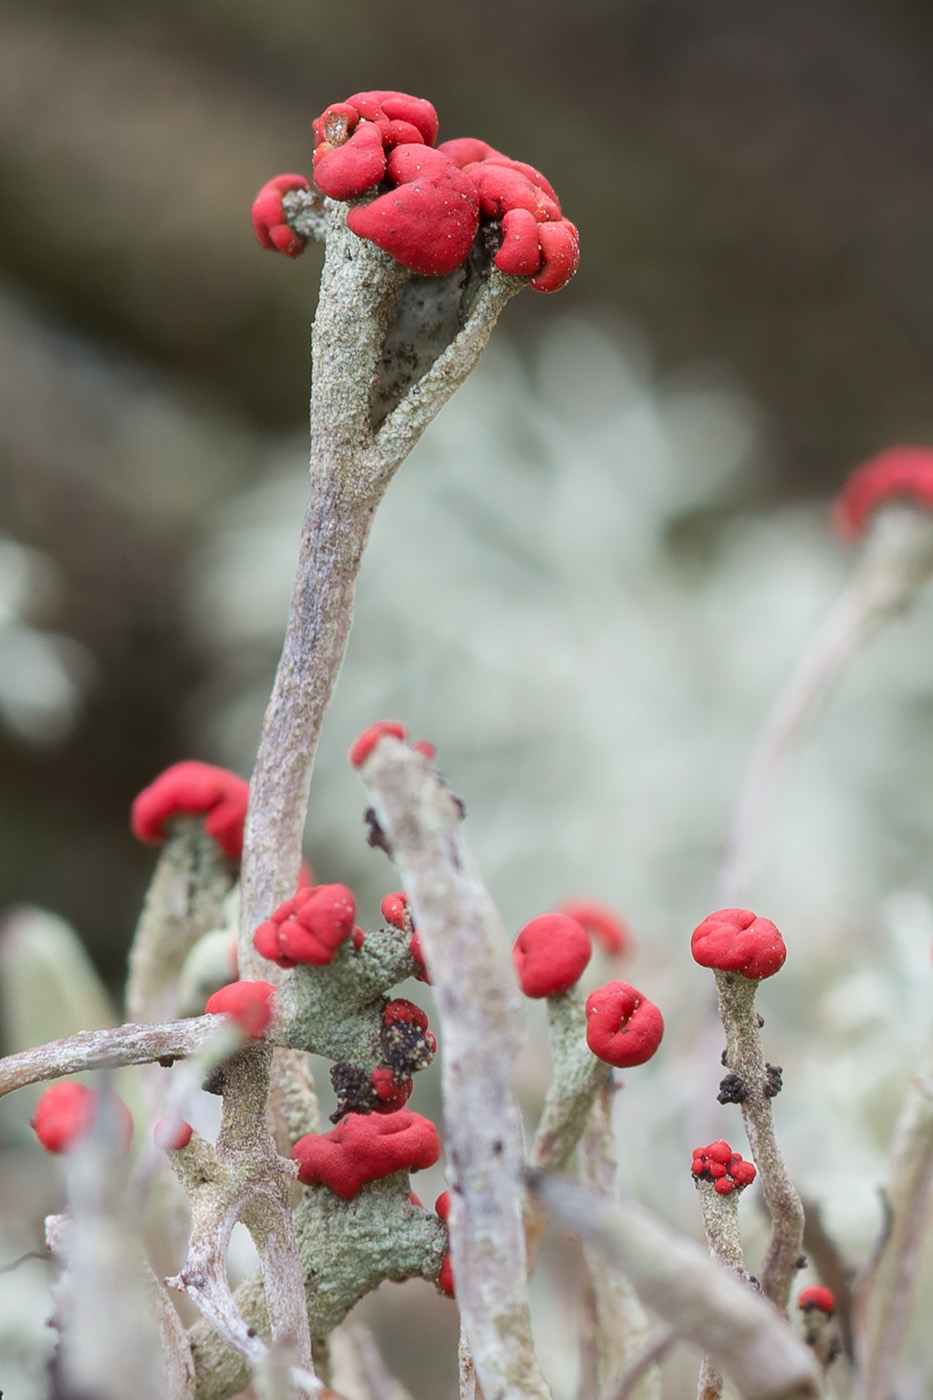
[
  {"left": 349, "top": 720, "right": 407, "bottom": 768},
  {"left": 204, "top": 981, "right": 277, "bottom": 1039},
  {"left": 153, "top": 1117, "right": 193, "bottom": 1151}
]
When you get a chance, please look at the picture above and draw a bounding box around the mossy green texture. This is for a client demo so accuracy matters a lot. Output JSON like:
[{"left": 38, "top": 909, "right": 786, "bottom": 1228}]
[
  {"left": 273, "top": 927, "right": 421, "bottom": 1065},
  {"left": 189, "top": 1172, "right": 448, "bottom": 1400}
]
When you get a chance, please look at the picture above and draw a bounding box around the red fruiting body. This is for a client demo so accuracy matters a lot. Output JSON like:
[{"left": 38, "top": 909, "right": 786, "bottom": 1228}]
[
  {"left": 32, "top": 1082, "right": 133, "bottom": 1155},
  {"left": 495, "top": 208, "right": 542, "bottom": 277},
  {"left": 154, "top": 1117, "right": 194, "bottom": 1151},
  {"left": 584, "top": 981, "right": 664, "bottom": 1067},
  {"left": 204, "top": 980, "right": 277, "bottom": 1039},
  {"left": 530, "top": 219, "right": 581, "bottom": 293},
  {"left": 253, "top": 883, "right": 357, "bottom": 968},
  {"left": 558, "top": 898, "right": 630, "bottom": 956},
  {"left": 798, "top": 1284, "right": 836, "bottom": 1314},
  {"left": 292, "top": 1108, "right": 440, "bottom": 1198},
  {"left": 434, "top": 1190, "right": 455, "bottom": 1296},
  {"left": 383, "top": 998, "right": 429, "bottom": 1032},
  {"left": 251, "top": 174, "right": 312, "bottom": 257},
  {"left": 832, "top": 446, "right": 933, "bottom": 539},
  {"left": 349, "top": 720, "right": 407, "bottom": 768},
  {"left": 344, "top": 91, "right": 439, "bottom": 147},
  {"left": 301, "top": 92, "right": 578, "bottom": 292},
  {"left": 381, "top": 891, "right": 412, "bottom": 930},
  {"left": 512, "top": 913, "right": 592, "bottom": 998},
  {"left": 412, "top": 738, "right": 437, "bottom": 759},
  {"left": 437, "top": 137, "right": 498, "bottom": 168},
  {"left": 131, "top": 760, "right": 249, "bottom": 861},
  {"left": 347, "top": 145, "right": 480, "bottom": 277},
  {"left": 409, "top": 930, "right": 431, "bottom": 983},
  {"left": 313, "top": 122, "right": 387, "bottom": 200},
  {"left": 691, "top": 1141, "right": 757, "bottom": 1195},
  {"left": 369, "top": 1066, "right": 414, "bottom": 1113},
  {"left": 691, "top": 908, "right": 786, "bottom": 981}
]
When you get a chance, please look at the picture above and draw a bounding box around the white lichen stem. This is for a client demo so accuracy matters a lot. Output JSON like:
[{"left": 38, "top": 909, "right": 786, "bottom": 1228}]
[
  {"left": 239, "top": 213, "right": 521, "bottom": 973},
  {"left": 720, "top": 507, "right": 933, "bottom": 907},
  {"left": 361, "top": 736, "right": 551, "bottom": 1400},
  {"left": 851, "top": 1043, "right": 933, "bottom": 1400},
  {"left": 0, "top": 1015, "right": 221, "bottom": 1099},
  {"left": 714, "top": 971, "right": 804, "bottom": 1312}
]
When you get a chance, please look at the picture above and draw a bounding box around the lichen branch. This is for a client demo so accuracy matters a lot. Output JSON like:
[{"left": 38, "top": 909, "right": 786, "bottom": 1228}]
[
  {"left": 715, "top": 971, "right": 805, "bottom": 1312},
  {"left": 361, "top": 735, "right": 552, "bottom": 1400}
]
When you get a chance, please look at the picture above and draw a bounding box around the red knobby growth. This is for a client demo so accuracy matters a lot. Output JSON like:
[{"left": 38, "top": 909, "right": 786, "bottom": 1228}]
[
  {"left": 832, "top": 446, "right": 933, "bottom": 540},
  {"left": 347, "top": 145, "right": 480, "bottom": 278},
  {"left": 434, "top": 1189, "right": 455, "bottom": 1296},
  {"left": 409, "top": 930, "right": 431, "bottom": 983},
  {"left": 349, "top": 720, "right": 407, "bottom": 768},
  {"left": 251, "top": 174, "right": 313, "bottom": 257},
  {"left": 253, "top": 90, "right": 580, "bottom": 290},
  {"left": 558, "top": 898, "right": 630, "bottom": 956},
  {"left": 253, "top": 883, "right": 357, "bottom": 968},
  {"left": 32, "top": 1082, "right": 133, "bottom": 1155},
  {"left": 131, "top": 760, "right": 250, "bottom": 861},
  {"left": 798, "top": 1284, "right": 836, "bottom": 1314},
  {"left": 453, "top": 146, "right": 578, "bottom": 291},
  {"left": 584, "top": 981, "right": 664, "bottom": 1067},
  {"left": 154, "top": 1117, "right": 194, "bottom": 1151},
  {"left": 381, "top": 891, "right": 412, "bottom": 931},
  {"left": 691, "top": 907, "right": 786, "bottom": 981},
  {"left": 292, "top": 1108, "right": 440, "bottom": 1198},
  {"left": 383, "top": 998, "right": 429, "bottom": 1032},
  {"left": 691, "top": 1140, "right": 757, "bottom": 1195},
  {"left": 312, "top": 90, "right": 439, "bottom": 200},
  {"left": 369, "top": 1067, "right": 413, "bottom": 1114},
  {"left": 512, "top": 912, "right": 592, "bottom": 998},
  {"left": 204, "top": 980, "right": 277, "bottom": 1039}
]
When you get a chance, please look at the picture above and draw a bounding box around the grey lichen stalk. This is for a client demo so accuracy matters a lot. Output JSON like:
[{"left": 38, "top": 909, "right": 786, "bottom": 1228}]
[
  {"left": 239, "top": 202, "right": 522, "bottom": 973},
  {"left": 361, "top": 736, "right": 553, "bottom": 1400},
  {"left": 273, "top": 928, "right": 420, "bottom": 1063},
  {"left": 127, "top": 822, "right": 237, "bottom": 1023},
  {"left": 530, "top": 985, "right": 611, "bottom": 1172},
  {"left": 531, "top": 1175, "right": 822, "bottom": 1400},
  {"left": 715, "top": 970, "right": 805, "bottom": 1312},
  {"left": 188, "top": 1175, "right": 447, "bottom": 1400}
]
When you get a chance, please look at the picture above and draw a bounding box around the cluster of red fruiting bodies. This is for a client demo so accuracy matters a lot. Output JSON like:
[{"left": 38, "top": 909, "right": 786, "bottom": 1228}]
[
  {"left": 690, "top": 1140, "right": 757, "bottom": 1195},
  {"left": 252, "top": 89, "right": 579, "bottom": 292},
  {"left": 35, "top": 724, "right": 797, "bottom": 1319}
]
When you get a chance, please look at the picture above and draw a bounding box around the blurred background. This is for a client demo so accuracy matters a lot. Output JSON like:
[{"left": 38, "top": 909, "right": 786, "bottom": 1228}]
[{"left": 3, "top": 1, "right": 933, "bottom": 1395}]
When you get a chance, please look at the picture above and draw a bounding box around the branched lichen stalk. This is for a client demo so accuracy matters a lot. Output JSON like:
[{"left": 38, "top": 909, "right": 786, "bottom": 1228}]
[
  {"left": 852, "top": 1043, "right": 933, "bottom": 1400},
  {"left": 239, "top": 211, "right": 521, "bottom": 971},
  {"left": 715, "top": 971, "right": 804, "bottom": 1312},
  {"left": 0, "top": 1015, "right": 221, "bottom": 1099},
  {"left": 694, "top": 1180, "right": 752, "bottom": 1400},
  {"left": 362, "top": 737, "right": 551, "bottom": 1400},
  {"left": 530, "top": 987, "right": 611, "bottom": 1172},
  {"left": 530, "top": 1174, "right": 821, "bottom": 1400}
]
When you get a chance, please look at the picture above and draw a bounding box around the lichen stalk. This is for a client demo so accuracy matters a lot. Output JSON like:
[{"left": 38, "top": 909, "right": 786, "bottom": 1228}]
[
  {"left": 714, "top": 971, "right": 804, "bottom": 1312},
  {"left": 530, "top": 1174, "right": 821, "bottom": 1400},
  {"left": 361, "top": 736, "right": 552, "bottom": 1400},
  {"left": 0, "top": 1015, "right": 221, "bottom": 1099},
  {"left": 694, "top": 1179, "right": 753, "bottom": 1400},
  {"left": 126, "top": 823, "right": 236, "bottom": 1023},
  {"left": 851, "top": 1041, "right": 933, "bottom": 1400},
  {"left": 578, "top": 1086, "right": 658, "bottom": 1400},
  {"left": 239, "top": 214, "right": 521, "bottom": 972},
  {"left": 720, "top": 508, "right": 933, "bottom": 906},
  {"left": 530, "top": 987, "right": 611, "bottom": 1172}
]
